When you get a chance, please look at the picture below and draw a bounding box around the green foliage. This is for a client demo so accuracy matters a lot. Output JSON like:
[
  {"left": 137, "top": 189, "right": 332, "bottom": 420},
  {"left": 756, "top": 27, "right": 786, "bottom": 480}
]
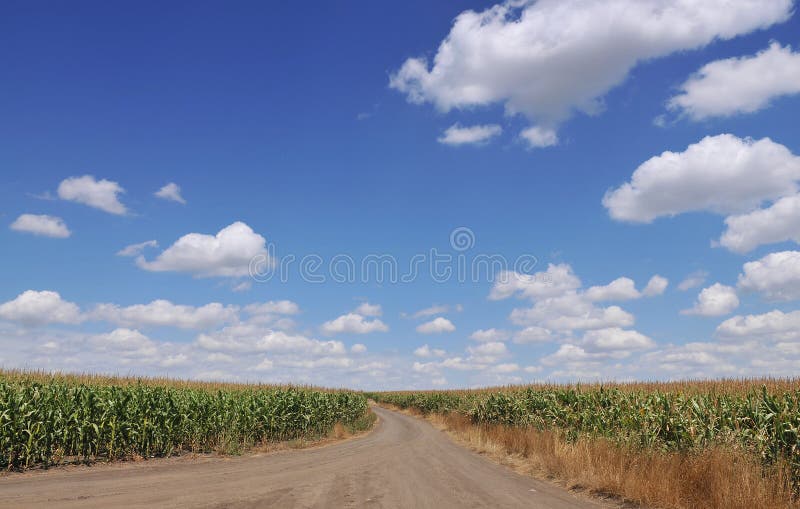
[{"left": 0, "top": 376, "right": 368, "bottom": 469}]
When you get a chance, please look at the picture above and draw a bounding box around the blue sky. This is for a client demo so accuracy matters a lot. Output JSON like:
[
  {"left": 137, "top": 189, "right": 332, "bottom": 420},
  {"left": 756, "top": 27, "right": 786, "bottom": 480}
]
[{"left": 2, "top": 0, "right": 800, "bottom": 388}]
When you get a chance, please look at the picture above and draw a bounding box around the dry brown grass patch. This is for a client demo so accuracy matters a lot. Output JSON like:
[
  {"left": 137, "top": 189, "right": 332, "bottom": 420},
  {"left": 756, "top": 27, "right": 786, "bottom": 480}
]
[{"left": 402, "top": 408, "right": 795, "bottom": 509}]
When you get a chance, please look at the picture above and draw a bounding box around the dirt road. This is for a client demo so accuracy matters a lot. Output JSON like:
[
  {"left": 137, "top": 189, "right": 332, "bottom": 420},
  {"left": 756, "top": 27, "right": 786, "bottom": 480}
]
[{"left": 0, "top": 405, "right": 609, "bottom": 508}]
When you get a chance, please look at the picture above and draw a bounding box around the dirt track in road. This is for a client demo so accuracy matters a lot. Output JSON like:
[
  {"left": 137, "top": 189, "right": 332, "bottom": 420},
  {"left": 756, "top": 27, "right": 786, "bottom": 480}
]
[{"left": 0, "top": 405, "right": 612, "bottom": 508}]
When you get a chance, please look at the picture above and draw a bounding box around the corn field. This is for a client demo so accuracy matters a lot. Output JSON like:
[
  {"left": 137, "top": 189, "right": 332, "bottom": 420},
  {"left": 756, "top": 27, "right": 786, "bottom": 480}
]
[
  {"left": 0, "top": 373, "right": 369, "bottom": 470},
  {"left": 369, "top": 381, "right": 800, "bottom": 487}
]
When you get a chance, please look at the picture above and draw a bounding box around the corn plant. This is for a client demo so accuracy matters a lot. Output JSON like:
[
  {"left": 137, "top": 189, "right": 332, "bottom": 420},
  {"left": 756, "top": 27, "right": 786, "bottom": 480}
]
[{"left": 0, "top": 375, "right": 368, "bottom": 470}]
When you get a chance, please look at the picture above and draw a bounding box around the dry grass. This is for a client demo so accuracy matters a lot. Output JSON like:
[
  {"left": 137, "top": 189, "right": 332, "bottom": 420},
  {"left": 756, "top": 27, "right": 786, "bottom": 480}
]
[{"left": 392, "top": 407, "right": 795, "bottom": 509}]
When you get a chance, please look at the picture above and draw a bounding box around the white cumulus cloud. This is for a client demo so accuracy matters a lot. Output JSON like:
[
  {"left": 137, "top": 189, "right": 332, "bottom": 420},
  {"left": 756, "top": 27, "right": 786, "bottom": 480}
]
[
  {"left": 469, "top": 328, "right": 510, "bottom": 342},
  {"left": 490, "top": 264, "right": 581, "bottom": 301},
  {"left": 668, "top": 42, "right": 800, "bottom": 120},
  {"left": 466, "top": 341, "right": 508, "bottom": 362},
  {"left": 492, "top": 263, "right": 637, "bottom": 335},
  {"left": 91, "top": 328, "right": 158, "bottom": 358},
  {"left": 585, "top": 277, "right": 641, "bottom": 301},
  {"left": 520, "top": 126, "right": 558, "bottom": 148},
  {"left": 244, "top": 300, "right": 300, "bottom": 317},
  {"left": 409, "top": 304, "right": 463, "bottom": 319},
  {"left": 10, "top": 214, "right": 71, "bottom": 238},
  {"left": 718, "top": 193, "right": 800, "bottom": 253},
  {"left": 136, "top": 222, "right": 269, "bottom": 277},
  {"left": 354, "top": 302, "right": 382, "bottom": 317},
  {"left": 155, "top": 182, "right": 187, "bottom": 204},
  {"left": 643, "top": 275, "right": 669, "bottom": 296},
  {"left": 581, "top": 327, "right": 654, "bottom": 353},
  {"left": 58, "top": 175, "right": 128, "bottom": 215},
  {"left": 414, "top": 344, "right": 446, "bottom": 358},
  {"left": 320, "top": 313, "right": 388, "bottom": 335},
  {"left": 682, "top": 283, "right": 739, "bottom": 316},
  {"left": 738, "top": 251, "right": 800, "bottom": 301},
  {"left": 198, "top": 329, "right": 347, "bottom": 356},
  {"left": 390, "top": 0, "right": 790, "bottom": 146},
  {"left": 438, "top": 124, "right": 501, "bottom": 146},
  {"left": 512, "top": 326, "right": 553, "bottom": 344},
  {"left": 0, "top": 290, "right": 83, "bottom": 326},
  {"left": 92, "top": 300, "right": 238, "bottom": 330},
  {"left": 511, "top": 298, "right": 634, "bottom": 331},
  {"left": 604, "top": 134, "right": 800, "bottom": 223},
  {"left": 716, "top": 309, "right": 800, "bottom": 342},
  {"left": 416, "top": 317, "right": 456, "bottom": 334},
  {"left": 489, "top": 363, "right": 519, "bottom": 373}
]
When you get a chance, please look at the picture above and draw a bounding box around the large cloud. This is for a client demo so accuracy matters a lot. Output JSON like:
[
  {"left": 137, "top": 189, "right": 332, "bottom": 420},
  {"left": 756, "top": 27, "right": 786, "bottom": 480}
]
[
  {"left": 491, "top": 264, "right": 637, "bottom": 333},
  {"left": 738, "top": 251, "right": 800, "bottom": 301},
  {"left": 197, "top": 328, "right": 347, "bottom": 356},
  {"left": 58, "top": 175, "right": 128, "bottom": 215},
  {"left": 510, "top": 296, "right": 634, "bottom": 331},
  {"left": 390, "top": 0, "right": 791, "bottom": 145},
  {"left": 716, "top": 309, "right": 800, "bottom": 342},
  {"left": 604, "top": 134, "right": 800, "bottom": 223},
  {"left": 137, "top": 222, "right": 268, "bottom": 277},
  {"left": 487, "top": 265, "right": 669, "bottom": 374},
  {"left": 0, "top": 290, "right": 83, "bottom": 326},
  {"left": 606, "top": 134, "right": 800, "bottom": 253},
  {"left": 668, "top": 42, "right": 800, "bottom": 120},
  {"left": 92, "top": 300, "right": 239, "bottom": 330},
  {"left": 0, "top": 315, "right": 397, "bottom": 388}
]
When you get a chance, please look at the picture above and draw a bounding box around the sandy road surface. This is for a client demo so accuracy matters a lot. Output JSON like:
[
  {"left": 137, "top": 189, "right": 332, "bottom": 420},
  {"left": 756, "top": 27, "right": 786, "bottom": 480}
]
[{"left": 0, "top": 405, "right": 610, "bottom": 508}]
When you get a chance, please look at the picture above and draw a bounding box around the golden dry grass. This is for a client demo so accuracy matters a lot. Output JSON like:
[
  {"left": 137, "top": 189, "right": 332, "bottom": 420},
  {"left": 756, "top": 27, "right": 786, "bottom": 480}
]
[{"left": 420, "top": 410, "right": 796, "bottom": 509}]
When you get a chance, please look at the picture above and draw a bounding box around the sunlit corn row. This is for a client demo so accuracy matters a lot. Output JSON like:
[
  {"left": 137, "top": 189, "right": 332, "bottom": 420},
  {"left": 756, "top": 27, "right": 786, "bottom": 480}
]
[
  {"left": 376, "top": 377, "right": 800, "bottom": 397},
  {"left": 369, "top": 385, "right": 800, "bottom": 480},
  {"left": 0, "top": 376, "right": 368, "bottom": 469},
  {"left": 0, "top": 368, "right": 347, "bottom": 393}
]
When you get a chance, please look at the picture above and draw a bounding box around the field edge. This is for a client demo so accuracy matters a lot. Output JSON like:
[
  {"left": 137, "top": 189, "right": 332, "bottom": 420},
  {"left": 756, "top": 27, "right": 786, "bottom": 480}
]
[{"left": 375, "top": 403, "right": 796, "bottom": 509}]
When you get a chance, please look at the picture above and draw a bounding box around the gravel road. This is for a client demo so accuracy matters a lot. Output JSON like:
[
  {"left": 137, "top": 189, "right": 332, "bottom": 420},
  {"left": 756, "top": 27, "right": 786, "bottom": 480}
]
[{"left": 0, "top": 405, "right": 611, "bottom": 508}]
